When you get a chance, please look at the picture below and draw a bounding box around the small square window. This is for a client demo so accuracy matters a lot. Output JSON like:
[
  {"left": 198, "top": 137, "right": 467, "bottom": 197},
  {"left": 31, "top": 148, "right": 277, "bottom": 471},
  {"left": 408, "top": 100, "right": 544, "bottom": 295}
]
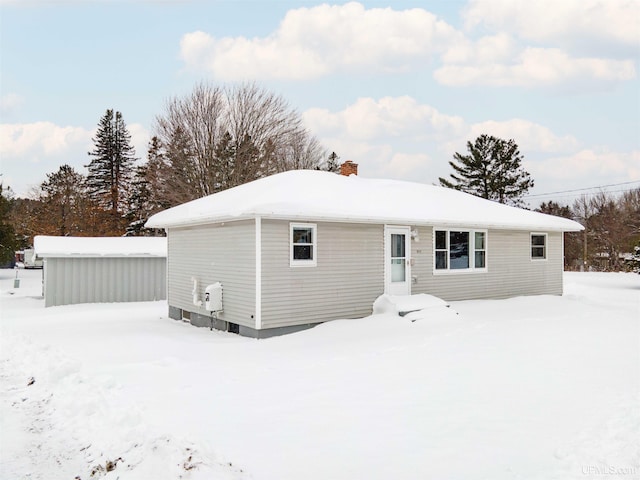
[
  {"left": 290, "top": 223, "right": 317, "bottom": 267},
  {"left": 531, "top": 234, "right": 547, "bottom": 260}
]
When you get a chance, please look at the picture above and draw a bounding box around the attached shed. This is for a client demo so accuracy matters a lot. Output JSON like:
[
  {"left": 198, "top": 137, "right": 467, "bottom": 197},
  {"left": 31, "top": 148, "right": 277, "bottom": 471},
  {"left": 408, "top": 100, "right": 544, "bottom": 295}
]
[
  {"left": 145, "top": 169, "right": 584, "bottom": 338},
  {"left": 34, "top": 236, "right": 167, "bottom": 307}
]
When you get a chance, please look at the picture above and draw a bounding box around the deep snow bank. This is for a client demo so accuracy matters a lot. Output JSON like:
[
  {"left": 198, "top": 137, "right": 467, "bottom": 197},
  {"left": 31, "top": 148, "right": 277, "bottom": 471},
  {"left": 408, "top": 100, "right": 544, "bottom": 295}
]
[{"left": 1, "top": 269, "right": 638, "bottom": 480}]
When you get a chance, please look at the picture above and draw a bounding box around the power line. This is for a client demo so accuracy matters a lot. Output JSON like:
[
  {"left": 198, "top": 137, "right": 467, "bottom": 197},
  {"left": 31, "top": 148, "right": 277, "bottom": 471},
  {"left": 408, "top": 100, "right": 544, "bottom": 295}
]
[{"left": 523, "top": 180, "right": 640, "bottom": 199}]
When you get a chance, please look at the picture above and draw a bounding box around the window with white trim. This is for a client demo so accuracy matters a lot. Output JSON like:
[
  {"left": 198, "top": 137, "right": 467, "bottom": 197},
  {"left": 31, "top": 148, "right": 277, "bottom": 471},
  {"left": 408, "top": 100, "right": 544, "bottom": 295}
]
[
  {"left": 434, "top": 229, "right": 487, "bottom": 272},
  {"left": 531, "top": 233, "right": 547, "bottom": 260},
  {"left": 290, "top": 223, "right": 317, "bottom": 267}
]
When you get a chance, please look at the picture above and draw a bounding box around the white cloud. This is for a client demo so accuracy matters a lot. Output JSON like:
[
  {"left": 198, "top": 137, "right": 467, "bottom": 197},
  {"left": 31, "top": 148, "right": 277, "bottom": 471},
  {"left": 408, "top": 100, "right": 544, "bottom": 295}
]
[
  {"left": 435, "top": 47, "right": 636, "bottom": 87},
  {"left": 441, "top": 32, "right": 517, "bottom": 65},
  {"left": 180, "top": 2, "right": 460, "bottom": 80},
  {"left": 529, "top": 148, "right": 640, "bottom": 181},
  {"left": 463, "top": 0, "right": 639, "bottom": 53},
  {"left": 0, "top": 122, "right": 92, "bottom": 158},
  {"left": 303, "top": 95, "right": 604, "bottom": 192},
  {"left": 467, "top": 119, "right": 580, "bottom": 153},
  {"left": 0, "top": 93, "right": 23, "bottom": 116},
  {"left": 303, "top": 96, "right": 465, "bottom": 142},
  {"left": 178, "top": 1, "right": 637, "bottom": 89},
  {"left": 128, "top": 123, "right": 151, "bottom": 163},
  {"left": 382, "top": 152, "right": 432, "bottom": 177},
  {"left": 0, "top": 121, "right": 149, "bottom": 196}
]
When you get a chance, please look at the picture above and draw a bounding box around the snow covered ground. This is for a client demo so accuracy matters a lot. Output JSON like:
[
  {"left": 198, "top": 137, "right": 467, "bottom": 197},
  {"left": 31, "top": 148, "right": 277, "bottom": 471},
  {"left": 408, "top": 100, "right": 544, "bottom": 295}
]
[{"left": 1, "top": 269, "right": 638, "bottom": 480}]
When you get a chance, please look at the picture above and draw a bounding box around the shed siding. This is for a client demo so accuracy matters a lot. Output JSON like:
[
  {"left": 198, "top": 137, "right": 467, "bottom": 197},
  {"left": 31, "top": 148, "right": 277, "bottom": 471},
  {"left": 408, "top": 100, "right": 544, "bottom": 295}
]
[
  {"left": 410, "top": 227, "right": 564, "bottom": 300},
  {"left": 260, "top": 220, "right": 383, "bottom": 328},
  {"left": 43, "top": 257, "right": 166, "bottom": 307},
  {"left": 167, "top": 220, "right": 255, "bottom": 327}
]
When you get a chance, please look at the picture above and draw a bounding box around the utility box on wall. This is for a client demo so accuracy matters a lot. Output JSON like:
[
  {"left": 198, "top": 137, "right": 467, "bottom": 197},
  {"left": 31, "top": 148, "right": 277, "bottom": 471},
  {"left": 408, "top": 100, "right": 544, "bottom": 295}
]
[{"left": 205, "top": 282, "right": 223, "bottom": 312}]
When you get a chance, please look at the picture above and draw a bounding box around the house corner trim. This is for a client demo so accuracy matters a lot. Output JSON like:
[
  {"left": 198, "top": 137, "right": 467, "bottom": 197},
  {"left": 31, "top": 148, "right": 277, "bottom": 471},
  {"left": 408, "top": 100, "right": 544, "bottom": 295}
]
[{"left": 255, "top": 216, "right": 262, "bottom": 330}]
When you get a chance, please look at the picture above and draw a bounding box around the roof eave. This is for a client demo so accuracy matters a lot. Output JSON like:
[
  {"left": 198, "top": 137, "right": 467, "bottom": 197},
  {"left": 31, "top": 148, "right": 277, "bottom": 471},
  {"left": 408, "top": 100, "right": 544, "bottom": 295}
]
[{"left": 151, "top": 212, "right": 583, "bottom": 232}]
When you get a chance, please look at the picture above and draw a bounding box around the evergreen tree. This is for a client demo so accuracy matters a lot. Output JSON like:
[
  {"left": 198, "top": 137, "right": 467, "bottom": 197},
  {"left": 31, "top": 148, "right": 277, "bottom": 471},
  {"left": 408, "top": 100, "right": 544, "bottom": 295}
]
[
  {"left": 125, "top": 137, "right": 171, "bottom": 236},
  {"left": 439, "top": 135, "right": 534, "bottom": 206},
  {"left": 39, "top": 164, "right": 88, "bottom": 236},
  {"left": 124, "top": 164, "right": 154, "bottom": 236},
  {"left": 213, "top": 131, "right": 236, "bottom": 191},
  {"left": 86, "top": 109, "right": 137, "bottom": 220},
  {"left": 0, "top": 182, "right": 18, "bottom": 265},
  {"left": 316, "top": 151, "right": 341, "bottom": 173},
  {"left": 326, "top": 151, "right": 341, "bottom": 173}
]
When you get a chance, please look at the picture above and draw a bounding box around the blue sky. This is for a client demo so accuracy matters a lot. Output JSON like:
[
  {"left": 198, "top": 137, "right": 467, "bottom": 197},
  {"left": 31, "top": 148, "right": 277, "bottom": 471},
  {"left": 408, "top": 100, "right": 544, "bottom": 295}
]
[{"left": 1, "top": 0, "right": 638, "bottom": 206}]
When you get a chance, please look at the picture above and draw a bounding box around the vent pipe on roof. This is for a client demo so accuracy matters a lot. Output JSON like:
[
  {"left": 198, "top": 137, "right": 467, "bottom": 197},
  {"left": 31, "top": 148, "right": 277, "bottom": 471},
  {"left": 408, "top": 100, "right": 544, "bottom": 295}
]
[{"left": 340, "top": 160, "right": 358, "bottom": 176}]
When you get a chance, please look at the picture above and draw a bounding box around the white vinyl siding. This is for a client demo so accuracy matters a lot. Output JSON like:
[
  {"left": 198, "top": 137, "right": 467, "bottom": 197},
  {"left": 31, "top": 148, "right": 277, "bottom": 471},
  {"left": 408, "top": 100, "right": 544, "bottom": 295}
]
[
  {"left": 261, "top": 220, "right": 383, "bottom": 328},
  {"left": 42, "top": 256, "right": 166, "bottom": 307},
  {"left": 412, "top": 227, "right": 564, "bottom": 300},
  {"left": 167, "top": 220, "right": 256, "bottom": 328}
]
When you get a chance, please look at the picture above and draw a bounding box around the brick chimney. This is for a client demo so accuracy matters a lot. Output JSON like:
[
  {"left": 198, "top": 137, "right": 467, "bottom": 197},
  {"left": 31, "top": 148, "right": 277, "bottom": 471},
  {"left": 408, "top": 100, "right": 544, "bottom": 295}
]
[{"left": 340, "top": 160, "right": 358, "bottom": 176}]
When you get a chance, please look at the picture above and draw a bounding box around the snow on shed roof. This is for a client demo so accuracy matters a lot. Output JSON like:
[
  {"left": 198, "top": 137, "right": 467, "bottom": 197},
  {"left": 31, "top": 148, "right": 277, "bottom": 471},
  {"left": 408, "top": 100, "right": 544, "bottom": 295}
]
[
  {"left": 145, "top": 170, "right": 584, "bottom": 232},
  {"left": 34, "top": 236, "right": 167, "bottom": 258}
]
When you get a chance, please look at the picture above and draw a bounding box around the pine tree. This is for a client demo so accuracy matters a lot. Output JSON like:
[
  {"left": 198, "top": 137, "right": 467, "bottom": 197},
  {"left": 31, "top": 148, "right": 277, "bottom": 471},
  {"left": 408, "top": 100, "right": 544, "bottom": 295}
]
[
  {"left": 125, "top": 137, "right": 171, "bottom": 236},
  {"left": 0, "top": 183, "right": 18, "bottom": 265},
  {"left": 213, "top": 131, "right": 235, "bottom": 191},
  {"left": 439, "top": 134, "right": 534, "bottom": 206},
  {"left": 86, "top": 109, "right": 137, "bottom": 221},
  {"left": 316, "top": 151, "right": 341, "bottom": 173},
  {"left": 326, "top": 151, "right": 341, "bottom": 173},
  {"left": 39, "top": 164, "right": 88, "bottom": 236}
]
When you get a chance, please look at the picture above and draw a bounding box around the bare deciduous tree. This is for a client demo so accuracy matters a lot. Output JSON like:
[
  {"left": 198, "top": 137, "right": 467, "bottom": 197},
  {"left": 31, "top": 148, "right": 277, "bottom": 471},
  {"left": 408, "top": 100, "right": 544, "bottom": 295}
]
[
  {"left": 152, "top": 82, "right": 326, "bottom": 204},
  {"left": 568, "top": 189, "right": 640, "bottom": 271}
]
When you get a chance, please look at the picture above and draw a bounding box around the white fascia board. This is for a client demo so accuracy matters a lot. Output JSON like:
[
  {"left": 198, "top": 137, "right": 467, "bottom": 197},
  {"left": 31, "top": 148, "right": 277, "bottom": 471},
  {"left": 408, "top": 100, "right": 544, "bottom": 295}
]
[{"left": 156, "top": 212, "right": 583, "bottom": 233}]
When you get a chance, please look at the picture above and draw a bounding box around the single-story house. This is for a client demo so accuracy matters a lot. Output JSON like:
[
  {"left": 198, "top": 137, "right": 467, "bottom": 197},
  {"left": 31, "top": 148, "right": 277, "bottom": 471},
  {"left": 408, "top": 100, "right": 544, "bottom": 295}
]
[
  {"left": 34, "top": 236, "right": 167, "bottom": 307},
  {"left": 145, "top": 165, "right": 583, "bottom": 338}
]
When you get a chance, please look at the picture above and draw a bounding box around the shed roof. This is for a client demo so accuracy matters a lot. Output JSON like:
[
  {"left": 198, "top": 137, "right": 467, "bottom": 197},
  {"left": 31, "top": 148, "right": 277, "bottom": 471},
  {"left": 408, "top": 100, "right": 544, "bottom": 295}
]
[
  {"left": 34, "top": 236, "right": 167, "bottom": 258},
  {"left": 145, "top": 170, "right": 584, "bottom": 232}
]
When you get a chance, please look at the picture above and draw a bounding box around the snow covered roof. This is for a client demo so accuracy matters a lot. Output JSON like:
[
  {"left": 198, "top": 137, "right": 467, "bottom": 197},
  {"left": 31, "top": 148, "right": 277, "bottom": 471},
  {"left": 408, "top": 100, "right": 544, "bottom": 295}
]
[
  {"left": 145, "top": 170, "right": 584, "bottom": 232},
  {"left": 34, "top": 236, "right": 167, "bottom": 258}
]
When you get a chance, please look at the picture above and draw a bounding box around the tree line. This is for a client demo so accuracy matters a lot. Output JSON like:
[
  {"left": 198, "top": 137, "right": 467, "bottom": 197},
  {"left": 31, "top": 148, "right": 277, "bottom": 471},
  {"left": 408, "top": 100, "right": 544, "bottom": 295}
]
[
  {"left": 438, "top": 134, "right": 639, "bottom": 271},
  {"left": 0, "top": 83, "right": 336, "bottom": 260},
  {"left": 537, "top": 191, "right": 640, "bottom": 271},
  {"left": 0, "top": 84, "right": 638, "bottom": 271}
]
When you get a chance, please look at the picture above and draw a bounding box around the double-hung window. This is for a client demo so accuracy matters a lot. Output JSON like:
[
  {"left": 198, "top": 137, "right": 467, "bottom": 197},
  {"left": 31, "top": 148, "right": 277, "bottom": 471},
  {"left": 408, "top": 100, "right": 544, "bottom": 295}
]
[
  {"left": 434, "top": 229, "right": 487, "bottom": 272},
  {"left": 531, "top": 233, "right": 547, "bottom": 260},
  {"left": 290, "top": 223, "right": 317, "bottom": 267}
]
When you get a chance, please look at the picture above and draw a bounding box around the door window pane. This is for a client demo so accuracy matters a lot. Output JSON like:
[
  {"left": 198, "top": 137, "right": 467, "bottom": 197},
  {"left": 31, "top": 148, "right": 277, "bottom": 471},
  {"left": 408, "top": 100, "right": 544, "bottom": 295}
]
[
  {"left": 390, "top": 233, "right": 406, "bottom": 282},
  {"left": 391, "top": 234, "right": 405, "bottom": 257},
  {"left": 391, "top": 258, "right": 406, "bottom": 282}
]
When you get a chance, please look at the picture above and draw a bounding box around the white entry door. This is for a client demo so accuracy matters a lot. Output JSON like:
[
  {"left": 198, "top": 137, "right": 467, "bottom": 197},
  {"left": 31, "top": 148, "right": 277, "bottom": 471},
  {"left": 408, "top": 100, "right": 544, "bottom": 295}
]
[{"left": 385, "top": 226, "right": 411, "bottom": 295}]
